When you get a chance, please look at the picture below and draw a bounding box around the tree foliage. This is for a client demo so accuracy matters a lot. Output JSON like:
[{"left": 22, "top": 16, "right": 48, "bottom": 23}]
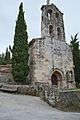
[
  {"left": 5, "top": 47, "right": 11, "bottom": 64},
  {"left": 0, "top": 53, "right": 5, "bottom": 65},
  {"left": 70, "top": 33, "right": 80, "bottom": 87},
  {"left": 11, "top": 2, "right": 29, "bottom": 84}
]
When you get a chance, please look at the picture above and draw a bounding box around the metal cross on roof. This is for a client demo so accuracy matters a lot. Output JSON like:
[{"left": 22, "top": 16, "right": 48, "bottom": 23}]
[
  {"left": 47, "top": 0, "right": 51, "bottom": 5},
  {"left": 47, "top": 0, "right": 50, "bottom": 5}
]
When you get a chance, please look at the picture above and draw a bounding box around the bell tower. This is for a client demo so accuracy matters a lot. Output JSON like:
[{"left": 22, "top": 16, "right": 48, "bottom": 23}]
[
  {"left": 41, "top": 3, "right": 65, "bottom": 41},
  {"left": 29, "top": 1, "right": 75, "bottom": 89}
]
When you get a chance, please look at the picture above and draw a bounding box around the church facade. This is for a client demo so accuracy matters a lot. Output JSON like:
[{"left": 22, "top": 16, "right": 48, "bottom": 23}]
[{"left": 29, "top": 3, "right": 75, "bottom": 89}]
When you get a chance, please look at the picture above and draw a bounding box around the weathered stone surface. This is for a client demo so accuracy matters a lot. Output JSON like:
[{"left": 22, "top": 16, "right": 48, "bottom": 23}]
[
  {"left": 0, "top": 84, "right": 18, "bottom": 92},
  {"left": 17, "top": 85, "right": 38, "bottom": 96},
  {"left": 29, "top": 3, "right": 75, "bottom": 89},
  {"left": 0, "top": 64, "right": 14, "bottom": 84},
  {"left": 56, "top": 90, "right": 80, "bottom": 112}
]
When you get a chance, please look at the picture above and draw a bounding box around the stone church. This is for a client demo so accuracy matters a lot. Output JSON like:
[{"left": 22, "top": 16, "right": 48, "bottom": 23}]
[{"left": 29, "top": 3, "right": 75, "bottom": 88}]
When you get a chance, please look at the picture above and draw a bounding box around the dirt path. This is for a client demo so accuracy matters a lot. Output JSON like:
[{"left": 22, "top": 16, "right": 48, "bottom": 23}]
[{"left": 0, "top": 92, "right": 80, "bottom": 120}]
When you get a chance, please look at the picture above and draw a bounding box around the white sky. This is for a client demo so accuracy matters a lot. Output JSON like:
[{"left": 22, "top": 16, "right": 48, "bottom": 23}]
[{"left": 0, "top": 0, "right": 80, "bottom": 53}]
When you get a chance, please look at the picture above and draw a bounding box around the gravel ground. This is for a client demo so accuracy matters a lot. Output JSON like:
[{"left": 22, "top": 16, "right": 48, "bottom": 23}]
[{"left": 0, "top": 92, "right": 80, "bottom": 120}]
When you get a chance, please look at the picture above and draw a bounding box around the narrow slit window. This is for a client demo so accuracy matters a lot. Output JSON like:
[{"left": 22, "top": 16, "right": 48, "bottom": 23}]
[
  {"left": 42, "top": 15, "right": 43, "bottom": 21},
  {"left": 49, "top": 25, "right": 53, "bottom": 34},
  {"left": 55, "top": 12, "right": 59, "bottom": 19},
  {"left": 57, "top": 27, "right": 61, "bottom": 39}
]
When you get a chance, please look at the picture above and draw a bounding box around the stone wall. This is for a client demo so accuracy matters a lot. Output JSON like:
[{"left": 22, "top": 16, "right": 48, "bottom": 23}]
[
  {"left": 17, "top": 85, "right": 80, "bottom": 112},
  {"left": 0, "top": 83, "right": 80, "bottom": 112},
  {"left": 56, "top": 90, "right": 80, "bottom": 112},
  {"left": 0, "top": 64, "right": 14, "bottom": 84},
  {"left": 17, "top": 85, "right": 39, "bottom": 96},
  {"left": 0, "top": 72, "right": 13, "bottom": 84},
  {"left": 29, "top": 36, "right": 75, "bottom": 88},
  {"left": 36, "top": 85, "right": 80, "bottom": 112}
]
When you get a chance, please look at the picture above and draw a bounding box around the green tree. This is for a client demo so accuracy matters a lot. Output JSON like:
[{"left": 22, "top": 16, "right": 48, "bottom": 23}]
[
  {"left": 70, "top": 33, "right": 80, "bottom": 87},
  {"left": 11, "top": 2, "right": 29, "bottom": 84},
  {"left": 5, "top": 47, "right": 11, "bottom": 64},
  {"left": 0, "top": 53, "right": 5, "bottom": 65}
]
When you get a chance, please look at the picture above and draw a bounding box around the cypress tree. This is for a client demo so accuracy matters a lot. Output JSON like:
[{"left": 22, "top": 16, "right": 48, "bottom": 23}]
[
  {"left": 70, "top": 34, "right": 80, "bottom": 87},
  {"left": 5, "top": 47, "right": 11, "bottom": 64},
  {"left": 0, "top": 53, "right": 5, "bottom": 65},
  {"left": 12, "top": 2, "right": 29, "bottom": 84}
]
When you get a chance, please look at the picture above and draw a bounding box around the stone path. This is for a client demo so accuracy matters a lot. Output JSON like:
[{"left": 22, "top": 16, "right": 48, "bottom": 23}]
[{"left": 0, "top": 92, "right": 80, "bottom": 120}]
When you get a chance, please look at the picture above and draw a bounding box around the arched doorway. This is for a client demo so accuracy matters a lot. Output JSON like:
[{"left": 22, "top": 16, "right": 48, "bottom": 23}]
[
  {"left": 51, "top": 74, "right": 58, "bottom": 85},
  {"left": 51, "top": 71, "right": 63, "bottom": 87}
]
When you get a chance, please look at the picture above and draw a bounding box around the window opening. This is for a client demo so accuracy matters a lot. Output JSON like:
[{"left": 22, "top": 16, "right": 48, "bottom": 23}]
[
  {"left": 55, "top": 12, "right": 59, "bottom": 19},
  {"left": 42, "top": 16, "right": 43, "bottom": 21},
  {"left": 48, "top": 9, "right": 52, "bottom": 20},
  {"left": 57, "top": 27, "right": 61, "bottom": 39},
  {"left": 49, "top": 25, "right": 53, "bottom": 34}
]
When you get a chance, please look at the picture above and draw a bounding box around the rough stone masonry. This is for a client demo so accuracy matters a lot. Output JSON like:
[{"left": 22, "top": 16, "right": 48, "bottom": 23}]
[{"left": 29, "top": 3, "right": 75, "bottom": 89}]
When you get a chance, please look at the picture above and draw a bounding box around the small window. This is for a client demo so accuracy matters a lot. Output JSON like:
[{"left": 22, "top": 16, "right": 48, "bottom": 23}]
[
  {"left": 66, "top": 71, "right": 73, "bottom": 82},
  {"left": 70, "top": 71, "right": 72, "bottom": 74},
  {"left": 66, "top": 71, "right": 70, "bottom": 81},
  {"left": 42, "top": 16, "right": 43, "bottom": 21},
  {"left": 57, "top": 27, "right": 61, "bottom": 39},
  {"left": 48, "top": 9, "right": 52, "bottom": 20},
  {"left": 48, "top": 13, "right": 51, "bottom": 20},
  {"left": 55, "top": 12, "right": 59, "bottom": 19},
  {"left": 9, "top": 78, "right": 11, "bottom": 82},
  {"left": 49, "top": 25, "right": 53, "bottom": 34},
  {"left": 70, "top": 71, "right": 73, "bottom": 80}
]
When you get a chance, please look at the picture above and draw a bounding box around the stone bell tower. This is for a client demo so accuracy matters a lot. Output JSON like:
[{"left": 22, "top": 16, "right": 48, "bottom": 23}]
[
  {"left": 41, "top": 3, "right": 65, "bottom": 41},
  {"left": 29, "top": 2, "right": 75, "bottom": 89}
]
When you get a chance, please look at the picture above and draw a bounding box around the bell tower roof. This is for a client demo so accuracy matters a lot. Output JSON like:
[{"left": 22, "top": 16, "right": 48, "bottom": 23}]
[{"left": 41, "top": 3, "right": 63, "bottom": 15}]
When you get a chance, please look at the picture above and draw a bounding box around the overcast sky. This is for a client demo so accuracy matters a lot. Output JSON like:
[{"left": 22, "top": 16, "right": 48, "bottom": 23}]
[{"left": 0, "top": 0, "right": 80, "bottom": 53}]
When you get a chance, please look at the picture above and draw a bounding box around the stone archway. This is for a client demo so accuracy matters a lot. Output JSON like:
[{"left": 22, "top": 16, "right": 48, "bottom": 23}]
[
  {"left": 51, "top": 74, "right": 57, "bottom": 85},
  {"left": 51, "top": 70, "right": 63, "bottom": 88}
]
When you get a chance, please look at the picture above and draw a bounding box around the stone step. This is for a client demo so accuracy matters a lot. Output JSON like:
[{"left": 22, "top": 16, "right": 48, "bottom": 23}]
[{"left": 0, "top": 85, "right": 18, "bottom": 93}]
